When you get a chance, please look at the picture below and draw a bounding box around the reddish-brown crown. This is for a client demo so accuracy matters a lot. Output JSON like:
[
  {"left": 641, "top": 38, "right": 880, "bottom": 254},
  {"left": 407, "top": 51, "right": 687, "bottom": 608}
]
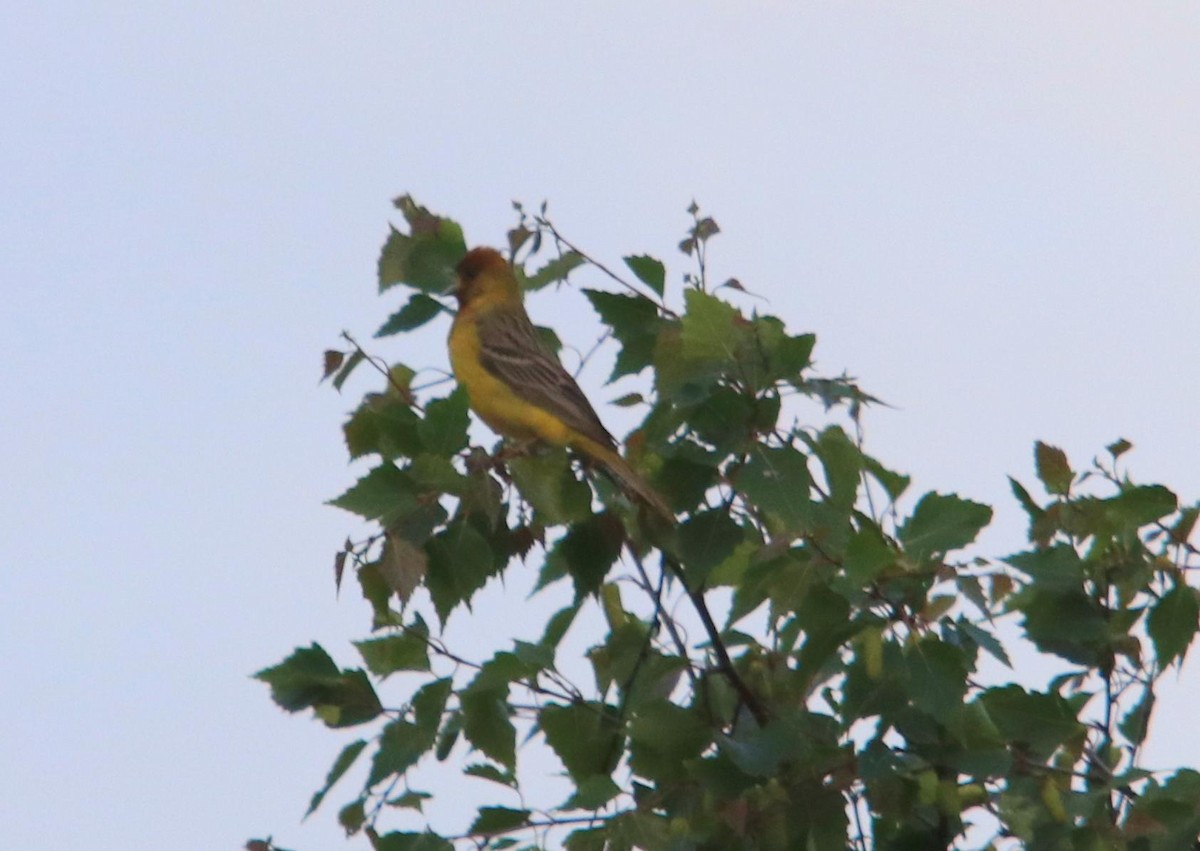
[{"left": 456, "top": 247, "right": 509, "bottom": 283}]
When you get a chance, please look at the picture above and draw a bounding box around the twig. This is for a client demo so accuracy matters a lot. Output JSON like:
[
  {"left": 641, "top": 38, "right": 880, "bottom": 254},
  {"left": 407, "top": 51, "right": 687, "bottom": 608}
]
[
  {"left": 658, "top": 552, "right": 771, "bottom": 726},
  {"left": 398, "top": 623, "right": 582, "bottom": 705},
  {"left": 451, "top": 812, "right": 620, "bottom": 843},
  {"left": 573, "top": 329, "right": 613, "bottom": 380},
  {"left": 535, "top": 218, "right": 679, "bottom": 319},
  {"left": 341, "top": 331, "right": 425, "bottom": 410},
  {"left": 627, "top": 548, "right": 700, "bottom": 690}
]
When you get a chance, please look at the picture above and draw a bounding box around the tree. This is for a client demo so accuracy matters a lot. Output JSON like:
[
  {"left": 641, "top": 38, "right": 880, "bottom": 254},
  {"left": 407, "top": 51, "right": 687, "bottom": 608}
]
[{"left": 252, "top": 196, "right": 1200, "bottom": 851}]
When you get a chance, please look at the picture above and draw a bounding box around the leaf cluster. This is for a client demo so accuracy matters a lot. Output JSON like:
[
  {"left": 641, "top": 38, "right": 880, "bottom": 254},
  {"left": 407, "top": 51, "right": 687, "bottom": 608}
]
[{"left": 259, "top": 196, "right": 1200, "bottom": 851}]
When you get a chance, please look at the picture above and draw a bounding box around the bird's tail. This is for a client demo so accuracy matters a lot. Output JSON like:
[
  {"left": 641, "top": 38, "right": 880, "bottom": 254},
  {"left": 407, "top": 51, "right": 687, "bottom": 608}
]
[{"left": 582, "top": 440, "right": 675, "bottom": 524}]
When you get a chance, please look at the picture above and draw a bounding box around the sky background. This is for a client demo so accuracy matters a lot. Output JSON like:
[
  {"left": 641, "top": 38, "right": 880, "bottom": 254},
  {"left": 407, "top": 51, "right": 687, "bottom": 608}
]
[{"left": 3, "top": 3, "right": 1199, "bottom": 849}]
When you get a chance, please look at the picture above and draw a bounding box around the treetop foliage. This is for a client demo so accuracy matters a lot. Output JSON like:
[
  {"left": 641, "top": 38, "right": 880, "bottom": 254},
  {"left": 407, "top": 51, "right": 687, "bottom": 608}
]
[{"left": 253, "top": 195, "right": 1200, "bottom": 851}]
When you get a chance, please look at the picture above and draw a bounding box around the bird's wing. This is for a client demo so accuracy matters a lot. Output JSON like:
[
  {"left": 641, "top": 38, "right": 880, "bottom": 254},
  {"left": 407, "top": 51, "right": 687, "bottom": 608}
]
[{"left": 476, "top": 308, "right": 617, "bottom": 450}]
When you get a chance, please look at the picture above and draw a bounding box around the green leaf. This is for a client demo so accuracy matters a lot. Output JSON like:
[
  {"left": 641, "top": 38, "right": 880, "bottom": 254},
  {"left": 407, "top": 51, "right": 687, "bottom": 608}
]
[
  {"left": 387, "top": 790, "right": 431, "bottom": 811},
  {"left": 434, "top": 711, "right": 461, "bottom": 761},
  {"left": 459, "top": 456, "right": 505, "bottom": 524},
  {"left": 514, "top": 639, "right": 557, "bottom": 669},
  {"left": 589, "top": 624, "right": 687, "bottom": 710},
  {"left": 1106, "top": 484, "right": 1178, "bottom": 530},
  {"left": 533, "top": 323, "right": 562, "bottom": 353},
  {"left": 372, "top": 831, "right": 454, "bottom": 851},
  {"left": 1034, "top": 442, "right": 1073, "bottom": 496},
  {"left": 583, "top": 289, "right": 662, "bottom": 379},
  {"left": 419, "top": 390, "right": 470, "bottom": 456},
  {"left": 466, "top": 650, "right": 543, "bottom": 693},
  {"left": 1006, "top": 550, "right": 1104, "bottom": 666},
  {"left": 652, "top": 323, "right": 712, "bottom": 399},
  {"left": 680, "top": 288, "right": 743, "bottom": 365},
  {"left": 1148, "top": 583, "right": 1199, "bottom": 668},
  {"left": 413, "top": 677, "right": 452, "bottom": 736},
  {"left": 1119, "top": 687, "right": 1155, "bottom": 746},
  {"left": 844, "top": 522, "right": 894, "bottom": 586},
  {"left": 425, "top": 521, "right": 495, "bottom": 623},
  {"left": 1015, "top": 587, "right": 1110, "bottom": 666},
  {"left": 376, "top": 293, "right": 446, "bottom": 336},
  {"left": 306, "top": 739, "right": 368, "bottom": 817},
  {"left": 717, "top": 712, "right": 837, "bottom": 778},
  {"left": 980, "top": 685, "right": 1084, "bottom": 760},
  {"left": 1106, "top": 437, "right": 1132, "bottom": 459},
  {"left": 563, "top": 774, "right": 622, "bottom": 810},
  {"left": 378, "top": 198, "right": 466, "bottom": 294},
  {"left": 955, "top": 618, "right": 1012, "bottom": 669},
  {"left": 956, "top": 574, "right": 988, "bottom": 616},
  {"left": 354, "top": 631, "right": 431, "bottom": 677},
  {"left": 408, "top": 453, "right": 466, "bottom": 495},
  {"left": 863, "top": 454, "right": 910, "bottom": 503},
  {"left": 737, "top": 446, "right": 812, "bottom": 531},
  {"left": 1125, "top": 770, "right": 1200, "bottom": 850},
  {"left": 628, "top": 700, "right": 712, "bottom": 783},
  {"left": 792, "top": 581, "right": 854, "bottom": 675},
  {"left": 375, "top": 530, "right": 433, "bottom": 606},
  {"left": 387, "top": 363, "right": 417, "bottom": 395},
  {"left": 1005, "top": 545, "right": 1084, "bottom": 592},
  {"left": 683, "top": 386, "right": 754, "bottom": 453},
  {"left": 461, "top": 688, "right": 516, "bottom": 769},
  {"left": 942, "top": 701, "right": 1012, "bottom": 778},
  {"left": 367, "top": 719, "right": 431, "bottom": 786},
  {"left": 543, "top": 512, "right": 625, "bottom": 599},
  {"left": 540, "top": 701, "right": 623, "bottom": 782},
  {"left": 623, "top": 254, "right": 666, "bottom": 297},
  {"left": 906, "top": 639, "right": 970, "bottom": 724},
  {"left": 655, "top": 455, "right": 720, "bottom": 513},
  {"left": 343, "top": 395, "right": 423, "bottom": 461},
  {"left": 1008, "top": 476, "right": 1046, "bottom": 544},
  {"left": 565, "top": 827, "right": 609, "bottom": 851},
  {"left": 900, "top": 492, "right": 993, "bottom": 562},
  {"left": 677, "top": 510, "right": 744, "bottom": 587},
  {"left": 807, "top": 426, "right": 862, "bottom": 511},
  {"left": 525, "top": 251, "right": 585, "bottom": 291},
  {"left": 357, "top": 560, "right": 397, "bottom": 626},
  {"left": 843, "top": 640, "right": 908, "bottom": 722},
  {"left": 540, "top": 603, "right": 581, "bottom": 650},
  {"left": 254, "top": 644, "right": 383, "bottom": 728},
  {"left": 507, "top": 448, "right": 592, "bottom": 526},
  {"left": 338, "top": 798, "right": 366, "bottom": 834},
  {"left": 327, "top": 464, "right": 417, "bottom": 523},
  {"left": 1171, "top": 506, "right": 1200, "bottom": 547},
  {"left": 332, "top": 349, "right": 365, "bottom": 391},
  {"left": 469, "top": 807, "right": 531, "bottom": 836},
  {"left": 464, "top": 762, "right": 515, "bottom": 787},
  {"left": 747, "top": 315, "right": 814, "bottom": 388}
]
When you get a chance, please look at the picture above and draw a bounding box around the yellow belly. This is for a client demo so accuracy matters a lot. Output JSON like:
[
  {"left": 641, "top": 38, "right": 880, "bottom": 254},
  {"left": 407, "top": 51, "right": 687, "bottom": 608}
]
[{"left": 448, "top": 314, "right": 573, "bottom": 446}]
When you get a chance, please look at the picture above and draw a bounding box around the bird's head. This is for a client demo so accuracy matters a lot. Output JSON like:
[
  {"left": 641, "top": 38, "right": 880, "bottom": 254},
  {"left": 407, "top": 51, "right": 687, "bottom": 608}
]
[{"left": 453, "top": 247, "right": 520, "bottom": 307}]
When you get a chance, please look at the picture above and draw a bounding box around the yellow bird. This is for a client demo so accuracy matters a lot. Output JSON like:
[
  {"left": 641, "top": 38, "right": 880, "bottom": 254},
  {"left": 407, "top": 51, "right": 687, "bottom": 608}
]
[{"left": 448, "top": 246, "right": 672, "bottom": 522}]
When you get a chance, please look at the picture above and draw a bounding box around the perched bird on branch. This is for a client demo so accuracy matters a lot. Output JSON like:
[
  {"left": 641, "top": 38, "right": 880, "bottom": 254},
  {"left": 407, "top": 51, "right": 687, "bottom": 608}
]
[{"left": 448, "top": 246, "right": 672, "bottom": 523}]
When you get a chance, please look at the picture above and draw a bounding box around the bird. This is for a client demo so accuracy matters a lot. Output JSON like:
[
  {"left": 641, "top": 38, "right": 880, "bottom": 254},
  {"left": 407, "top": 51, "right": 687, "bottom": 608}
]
[{"left": 447, "top": 246, "right": 673, "bottom": 523}]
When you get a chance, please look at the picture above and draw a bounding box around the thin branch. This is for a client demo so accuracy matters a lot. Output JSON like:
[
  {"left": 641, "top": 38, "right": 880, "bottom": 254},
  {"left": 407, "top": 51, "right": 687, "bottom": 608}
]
[
  {"left": 535, "top": 218, "right": 679, "bottom": 319},
  {"left": 658, "top": 552, "right": 771, "bottom": 726},
  {"left": 572, "top": 328, "right": 613, "bottom": 380},
  {"left": 341, "top": 331, "right": 425, "bottom": 410},
  {"left": 397, "top": 623, "right": 582, "bottom": 705},
  {"left": 627, "top": 547, "right": 700, "bottom": 690},
  {"left": 450, "top": 812, "right": 620, "bottom": 842}
]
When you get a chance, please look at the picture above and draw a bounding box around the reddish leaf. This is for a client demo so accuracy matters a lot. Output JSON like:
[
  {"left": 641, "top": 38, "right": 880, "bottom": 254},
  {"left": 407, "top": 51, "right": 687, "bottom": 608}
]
[{"left": 322, "top": 350, "right": 344, "bottom": 382}]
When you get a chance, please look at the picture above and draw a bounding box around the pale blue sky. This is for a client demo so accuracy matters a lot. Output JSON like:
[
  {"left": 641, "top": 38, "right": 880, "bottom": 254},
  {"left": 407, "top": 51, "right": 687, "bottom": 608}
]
[{"left": 3, "top": 4, "right": 1198, "bottom": 849}]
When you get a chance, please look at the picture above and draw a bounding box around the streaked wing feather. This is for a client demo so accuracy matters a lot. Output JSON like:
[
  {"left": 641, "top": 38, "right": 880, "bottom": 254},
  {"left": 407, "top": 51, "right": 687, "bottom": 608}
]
[{"left": 477, "top": 309, "right": 616, "bottom": 449}]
